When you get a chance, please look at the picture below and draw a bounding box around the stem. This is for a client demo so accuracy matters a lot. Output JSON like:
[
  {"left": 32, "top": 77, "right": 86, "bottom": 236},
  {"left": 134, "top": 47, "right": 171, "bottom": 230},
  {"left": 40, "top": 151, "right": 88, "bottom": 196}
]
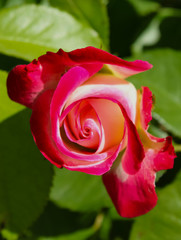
[{"left": 93, "top": 212, "right": 104, "bottom": 231}]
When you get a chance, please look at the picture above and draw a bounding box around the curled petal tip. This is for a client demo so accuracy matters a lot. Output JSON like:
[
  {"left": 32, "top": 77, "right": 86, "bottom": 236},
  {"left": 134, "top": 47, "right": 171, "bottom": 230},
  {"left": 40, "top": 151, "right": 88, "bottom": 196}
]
[{"left": 134, "top": 60, "right": 153, "bottom": 71}]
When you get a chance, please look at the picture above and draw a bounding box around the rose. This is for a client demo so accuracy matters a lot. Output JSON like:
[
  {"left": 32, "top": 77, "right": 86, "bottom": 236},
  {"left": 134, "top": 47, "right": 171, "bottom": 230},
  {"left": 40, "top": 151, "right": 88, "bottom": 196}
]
[{"left": 7, "top": 47, "right": 176, "bottom": 217}]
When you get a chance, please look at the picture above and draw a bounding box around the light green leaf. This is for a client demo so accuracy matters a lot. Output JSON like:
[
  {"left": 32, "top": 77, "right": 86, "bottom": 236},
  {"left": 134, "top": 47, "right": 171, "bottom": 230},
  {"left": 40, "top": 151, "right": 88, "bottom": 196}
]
[
  {"left": 0, "top": 0, "right": 38, "bottom": 8},
  {"left": 0, "top": 4, "right": 102, "bottom": 61},
  {"left": 0, "top": 109, "right": 53, "bottom": 232},
  {"left": 128, "top": 0, "right": 160, "bottom": 16},
  {"left": 50, "top": 167, "right": 112, "bottom": 212},
  {"left": 49, "top": 0, "right": 109, "bottom": 48},
  {"left": 0, "top": 70, "right": 25, "bottom": 122},
  {"left": 129, "top": 49, "right": 181, "bottom": 137},
  {"left": 130, "top": 171, "right": 181, "bottom": 240}
]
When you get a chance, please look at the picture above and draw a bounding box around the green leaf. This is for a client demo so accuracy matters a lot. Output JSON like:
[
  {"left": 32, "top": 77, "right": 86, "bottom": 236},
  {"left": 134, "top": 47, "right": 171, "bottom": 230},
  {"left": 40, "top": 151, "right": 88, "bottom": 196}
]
[
  {"left": 129, "top": 49, "right": 181, "bottom": 137},
  {"left": 1, "top": 229, "right": 18, "bottom": 240},
  {"left": 49, "top": 0, "right": 109, "bottom": 48},
  {"left": 19, "top": 201, "right": 96, "bottom": 240},
  {"left": 30, "top": 201, "right": 95, "bottom": 236},
  {"left": 0, "top": 4, "right": 102, "bottom": 61},
  {"left": 0, "top": 109, "right": 53, "bottom": 233},
  {"left": 130, "top": 170, "right": 181, "bottom": 240},
  {"left": 0, "top": 0, "right": 38, "bottom": 8},
  {"left": 0, "top": 70, "right": 25, "bottom": 122},
  {"left": 128, "top": 0, "right": 160, "bottom": 15},
  {"left": 18, "top": 202, "right": 98, "bottom": 240},
  {"left": 132, "top": 8, "right": 181, "bottom": 54},
  {"left": 21, "top": 227, "right": 95, "bottom": 240},
  {"left": 36, "top": 228, "right": 95, "bottom": 240},
  {"left": 50, "top": 167, "right": 112, "bottom": 212}
]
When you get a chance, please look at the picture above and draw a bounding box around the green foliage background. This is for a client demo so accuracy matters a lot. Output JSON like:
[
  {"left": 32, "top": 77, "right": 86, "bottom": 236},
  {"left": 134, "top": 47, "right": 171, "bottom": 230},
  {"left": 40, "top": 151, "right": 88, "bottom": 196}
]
[{"left": 0, "top": 0, "right": 181, "bottom": 239}]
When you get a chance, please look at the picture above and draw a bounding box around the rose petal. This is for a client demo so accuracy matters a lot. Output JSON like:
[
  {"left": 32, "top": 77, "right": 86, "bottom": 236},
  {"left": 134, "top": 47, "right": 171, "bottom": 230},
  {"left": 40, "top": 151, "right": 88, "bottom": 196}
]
[
  {"left": 30, "top": 89, "right": 63, "bottom": 167},
  {"left": 103, "top": 131, "right": 176, "bottom": 218},
  {"left": 7, "top": 60, "right": 43, "bottom": 108},
  {"left": 88, "top": 98, "right": 125, "bottom": 151},
  {"left": 63, "top": 100, "right": 101, "bottom": 150},
  {"left": 7, "top": 49, "right": 103, "bottom": 108},
  {"left": 7, "top": 47, "right": 152, "bottom": 108},
  {"left": 120, "top": 106, "right": 145, "bottom": 175},
  {"left": 103, "top": 87, "right": 176, "bottom": 218},
  {"left": 68, "top": 46, "right": 153, "bottom": 78},
  {"left": 103, "top": 129, "right": 176, "bottom": 217},
  {"left": 139, "top": 87, "right": 153, "bottom": 130},
  {"left": 67, "top": 74, "right": 137, "bottom": 123},
  {"left": 30, "top": 89, "right": 120, "bottom": 175},
  {"left": 102, "top": 153, "right": 157, "bottom": 218}
]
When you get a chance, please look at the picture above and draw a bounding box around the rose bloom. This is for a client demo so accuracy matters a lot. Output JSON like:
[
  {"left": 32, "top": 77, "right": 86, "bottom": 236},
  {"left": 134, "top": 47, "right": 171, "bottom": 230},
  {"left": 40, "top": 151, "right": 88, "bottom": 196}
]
[{"left": 7, "top": 47, "right": 176, "bottom": 218}]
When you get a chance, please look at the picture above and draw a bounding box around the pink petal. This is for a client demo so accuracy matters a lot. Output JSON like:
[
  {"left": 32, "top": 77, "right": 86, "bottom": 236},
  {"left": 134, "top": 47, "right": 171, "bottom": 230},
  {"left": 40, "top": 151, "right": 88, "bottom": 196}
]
[
  {"left": 88, "top": 98, "right": 125, "bottom": 151},
  {"left": 7, "top": 51, "right": 69, "bottom": 108},
  {"left": 30, "top": 89, "right": 63, "bottom": 167},
  {"left": 103, "top": 96, "right": 176, "bottom": 218},
  {"left": 68, "top": 46, "right": 153, "bottom": 78},
  {"left": 7, "top": 49, "right": 103, "bottom": 108},
  {"left": 120, "top": 106, "right": 145, "bottom": 175},
  {"left": 7, "top": 46, "right": 152, "bottom": 108},
  {"left": 140, "top": 87, "right": 153, "bottom": 129},
  {"left": 66, "top": 74, "right": 137, "bottom": 123},
  {"left": 63, "top": 100, "right": 101, "bottom": 150},
  {"left": 102, "top": 153, "right": 157, "bottom": 218},
  {"left": 103, "top": 132, "right": 175, "bottom": 218},
  {"left": 30, "top": 89, "right": 119, "bottom": 175},
  {"left": 142, "top": 131, "right": 176, "bottom": 171}
]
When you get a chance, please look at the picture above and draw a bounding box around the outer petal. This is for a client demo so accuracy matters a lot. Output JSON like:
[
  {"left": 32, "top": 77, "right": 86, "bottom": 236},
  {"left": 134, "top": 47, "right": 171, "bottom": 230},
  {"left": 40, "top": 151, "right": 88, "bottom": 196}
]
[
  {"left": 68, "top": 46, "right": 153, "bottom": 78},
  {"left": 7, "top": 49, "right": 103, "bottom": 108},
  {"left": 7, "top": 47, "right": 152, "bottom": 108},
  {"left": 30, "top": 89, "right": 64, "bottom": 167},
  {"left": 139, "top": 87, "right": 153, "bottom": 130},
  {"left": 7, "top": 60, "right": 43, "bottom": 108},
  {"left": 120, "top": 106, "right": 145, "bottom": 175},
  {"left": 7, "top": 51, "right": 70, "bottom": 108},
  {"left": 103, "top": 87, "right": 176, "bottom": 218},
  {"left": 102, "top": 152, "right": 157, "bottom": 218},
  {"left": 103, "top": 131, "right": 176, "bottom": 218}
]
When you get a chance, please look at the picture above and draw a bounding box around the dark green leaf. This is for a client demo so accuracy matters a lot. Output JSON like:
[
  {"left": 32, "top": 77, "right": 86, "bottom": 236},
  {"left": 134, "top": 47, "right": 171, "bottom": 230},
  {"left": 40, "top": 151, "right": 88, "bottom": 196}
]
[
  {"left": 0, "top": 109, "right": 53, "bottom": 232},
  {"left": 0, "top": 70, "right": 24, "bottom": 122},
  {"left": 129, "top": 49, "right": 181, "bottom": 137},
  {"left": 108, "top": 0, "right": 148, "bottom": 57},
  {"left": 132, "top": 8, "right": 181, "bottom": 53},
  {"left": 50, "top": 167, "right": 112, "bottom": 212},
  {"left": 19, "top": 202, "right": 96, "bottom": 240}
]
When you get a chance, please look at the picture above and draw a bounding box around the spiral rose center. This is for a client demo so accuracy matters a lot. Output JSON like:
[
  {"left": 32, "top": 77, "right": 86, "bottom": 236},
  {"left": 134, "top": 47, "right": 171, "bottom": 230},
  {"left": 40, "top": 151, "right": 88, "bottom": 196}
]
[{"left": 61, "top": 98, "right": 125, "bottom": 154}]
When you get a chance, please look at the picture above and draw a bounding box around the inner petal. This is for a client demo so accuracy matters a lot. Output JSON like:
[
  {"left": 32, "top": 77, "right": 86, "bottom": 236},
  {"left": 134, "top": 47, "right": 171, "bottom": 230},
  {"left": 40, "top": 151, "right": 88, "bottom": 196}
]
[
  {"left": 63, "top": 100, "right": 101, "bottom": 151},
  {"left": 88, "top": 99, "right": 125, "bottom": 151}
]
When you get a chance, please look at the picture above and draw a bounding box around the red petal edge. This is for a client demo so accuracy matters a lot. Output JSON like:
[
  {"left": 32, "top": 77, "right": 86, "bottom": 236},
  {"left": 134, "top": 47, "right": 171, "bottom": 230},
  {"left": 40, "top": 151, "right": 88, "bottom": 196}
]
[
  {"left": 103, "top": 134, "right": 176, "bottom": 218},
  {"left": 7, "top": 47, "right": 152, "bottom": 108},
  {"left": 103, "top": 87, "right": 176, "bottom": 218}
]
